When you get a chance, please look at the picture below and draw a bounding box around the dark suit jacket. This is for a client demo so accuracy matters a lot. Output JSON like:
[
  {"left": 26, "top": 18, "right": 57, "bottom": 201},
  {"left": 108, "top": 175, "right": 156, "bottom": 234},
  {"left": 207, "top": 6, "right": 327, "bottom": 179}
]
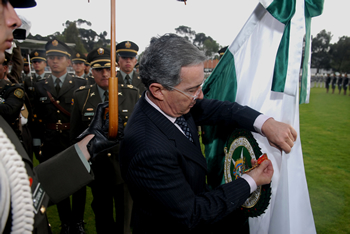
[
  {"left": 0, "top": 115, "right": 93, "bottom": 233},
  {"left": 120, "top": 93, "right": 261, "bottom": 234}
]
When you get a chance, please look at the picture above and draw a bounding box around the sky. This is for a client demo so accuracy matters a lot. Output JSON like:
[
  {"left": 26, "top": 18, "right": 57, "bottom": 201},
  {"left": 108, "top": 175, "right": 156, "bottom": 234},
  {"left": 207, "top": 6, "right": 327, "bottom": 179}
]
[{"left": 15, "top": 0, "right": 350, "bottom": 54}]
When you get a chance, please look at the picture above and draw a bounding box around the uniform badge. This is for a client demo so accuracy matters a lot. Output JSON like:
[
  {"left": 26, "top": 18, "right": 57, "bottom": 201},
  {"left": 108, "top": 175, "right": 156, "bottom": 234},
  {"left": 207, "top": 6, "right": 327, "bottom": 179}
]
[
  {"left": 127, "top": 85, "right": 133, "bottom": 88},
  {"left": 97, "top": 48, "right": 104, "bottom": 55},
  {"left": 125, "top": 41, "right": 131, "bottom": 48},
  {"left": 33, "top": 183, "right": 46, "bottom": 214},
  {"left": 52, "top": 40, "right": 58, "bottom": 46},
  {"left": 118, "top": 92, "right": 122, "bottom": 96},
  {"left": 87, "top": 108, "right": 94, "bottom": 111},
  {"left": 71, "top": 99, "right": 74, "bottom": 105},
  {"left": 224, "top": 128, "right": 271, "bottom": 218},
  {"left": 14, "top": 88, "right": 24, "bottom": 99},
  {"left": 90, "top": 92, "right": 95, "bottom": 97},
  {"left": 34, "top": 51, "right": 39, "bottom": 56},
  {"left": 76, "top": 53, "right": 80, "bottom": 57}
]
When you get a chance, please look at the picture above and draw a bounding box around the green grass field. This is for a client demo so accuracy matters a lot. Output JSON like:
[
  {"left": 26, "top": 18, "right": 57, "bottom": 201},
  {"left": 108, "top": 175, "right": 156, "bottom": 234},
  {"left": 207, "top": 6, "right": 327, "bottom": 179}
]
[{"left": 42, "top": 87, "right": 350, "bottom": 233}]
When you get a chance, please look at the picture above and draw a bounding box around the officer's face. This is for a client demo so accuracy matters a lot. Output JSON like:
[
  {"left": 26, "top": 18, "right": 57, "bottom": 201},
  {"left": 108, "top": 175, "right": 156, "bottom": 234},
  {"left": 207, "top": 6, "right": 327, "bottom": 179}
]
[
  {"left": 92, "top": 67, "right": 110, "bottom": 90},
  {"left": 161, "top": 63, "right": 204, "bottom": 117},
  {"left": 23, "top": 64, "right": 30, "bottom": 73},
  {"left": 84, "top": 65, "right": 90, "bottom": 74},
  {"left": 118, "top": 56, "right": 137, "bottom": 74},
  {"left": 47, "top": 55, "right": 70, "bottom": 76},
  {"left": 32, "top": 60, "right": 46, "bottom": 73},
  {"left": 72, "top": 61, "right": 85, "bottom": 74},
  {"left": 0, "top": 2, "right": 21, "bottom": 63}
]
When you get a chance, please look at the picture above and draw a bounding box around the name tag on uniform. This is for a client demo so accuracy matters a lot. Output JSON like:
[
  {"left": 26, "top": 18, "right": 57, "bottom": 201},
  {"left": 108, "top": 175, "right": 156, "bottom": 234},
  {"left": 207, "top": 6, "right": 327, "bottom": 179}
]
[
  {"left": 122, "top": 110, "right": 128, "bottom": 113},
  {"left": 29, "top": 87, "right": 34, "bottom": 90},
  {"left": 39, "top": 97, "right": 47, "bottom": 101},
  {"left": 84, "top": 112, "right": 94, "bottom": 116},
  {"left": 33, "top": 183, "right": 45, "bottom": 214}
]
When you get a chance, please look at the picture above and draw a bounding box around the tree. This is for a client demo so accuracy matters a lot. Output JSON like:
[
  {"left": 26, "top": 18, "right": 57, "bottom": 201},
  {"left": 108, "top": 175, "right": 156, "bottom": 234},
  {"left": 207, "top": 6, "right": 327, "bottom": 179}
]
[
  {"left": 203, "top": 37, "right": 219, "bottom": 58},
  {"left": 63, "top": 20, "right": 88, "bottom": 54},
  {"left": 311, "top": 29, "right": 332, "bottom": 73},
  {"left": 329, "top": 36, "right": 350, "bottom": 73},
  {"left": 175, "top": 25, "right": 196, "bottom": 42}
]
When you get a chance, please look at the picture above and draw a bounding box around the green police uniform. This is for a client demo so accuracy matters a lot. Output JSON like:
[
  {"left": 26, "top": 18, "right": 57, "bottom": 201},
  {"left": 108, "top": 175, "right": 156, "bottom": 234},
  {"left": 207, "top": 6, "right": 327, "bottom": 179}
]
[
  {"left": 116, "top": 40, "right": 146, "bottom": 95},
  {"left": 70, "top": 47, "right": 138, "bottom": 233}
]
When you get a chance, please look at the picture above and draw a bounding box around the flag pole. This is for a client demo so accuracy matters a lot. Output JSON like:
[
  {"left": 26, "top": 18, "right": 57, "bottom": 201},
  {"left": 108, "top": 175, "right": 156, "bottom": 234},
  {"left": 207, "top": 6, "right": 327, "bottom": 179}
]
[{"left": 108, "top": 0, "right": 118, "bottom": 138}]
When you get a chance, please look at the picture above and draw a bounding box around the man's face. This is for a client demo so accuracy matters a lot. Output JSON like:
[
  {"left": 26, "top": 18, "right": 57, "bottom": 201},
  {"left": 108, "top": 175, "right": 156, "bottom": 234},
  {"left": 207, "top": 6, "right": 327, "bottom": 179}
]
[
  {"left": 0, "top": 2, "right": 21, "bottom": 63},
  {"left": 118, "top": 56, "right": 137, "bottom": 74},
  {"left": 162, "top": 63, "right": 204, "bottom": 117},
  {"left": 84, "top": 64, "right": 90, "bottom": 74},
  {"left": 23, "top": 64, "right": 30, "bottom": 73},
  {"left": 33, "top": 60, "right": 46, "bottom": 73},
  {"left": 91, "top": 68, "right": 110, "bottom": 90},
  {"left": 47, "top": 55, "right": 70, "bottom": 76},
  {"left": 72, "top": 61, "right": 85, "bottom": 74}
]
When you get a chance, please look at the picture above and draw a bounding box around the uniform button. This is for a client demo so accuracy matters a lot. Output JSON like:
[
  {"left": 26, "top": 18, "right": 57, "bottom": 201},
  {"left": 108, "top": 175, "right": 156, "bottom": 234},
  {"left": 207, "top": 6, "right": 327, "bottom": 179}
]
[
  {"left": 56, "top": 100, "right": 60, "bottom": 104},
  {"left": 88, "top": 117, "right": 91, "bottom": 120},
  {"left": 57, "top": 110, "right": 60, "bottom": 113},
  {"left": 125, "top": 116, "right": 128, "bottom": 119},
  {"left": 40, "top": 205, "right": 46, "bottom": 214},
  {"left": 107, "top": 153, "right": 111, "bottom": 157}
]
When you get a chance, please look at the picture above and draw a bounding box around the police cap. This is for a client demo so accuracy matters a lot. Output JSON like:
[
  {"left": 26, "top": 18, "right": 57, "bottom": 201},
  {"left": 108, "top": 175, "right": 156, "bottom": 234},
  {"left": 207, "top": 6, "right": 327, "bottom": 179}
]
[
  {"left": 72, "top": 52, "right": 87, "bottom": 64},
  {"left": 23, "top": 56, "right": 29, "bottom": 65},
  {"left": 218, "top": 46, "right": 228, "bottom": 57},
  {"left": 45, "top": 39, "right": 71, "bottom": 58},
  {"left": 30, "top": 50, "right": 46, "bottom": 62},
  {"left": 9, "top": 0, "right": 36, "bottom": 8},
  {"left": 116, "top": 41, "right": 138, "bottom": 58},
  {"left": 87, "top": 48, "right": 117, "bottom": 69}
]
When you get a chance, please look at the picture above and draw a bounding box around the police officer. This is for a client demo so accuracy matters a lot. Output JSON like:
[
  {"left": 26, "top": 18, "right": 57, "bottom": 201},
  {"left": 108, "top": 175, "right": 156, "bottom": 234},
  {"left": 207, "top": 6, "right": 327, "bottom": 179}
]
[
  {"left": 71, "top": 47, "right": 138, "bottom": 233},
  {"left": 32, "top": 39, "right": 87, "bottom": 233},
  {"left": 21, "top": 56, "right": 31, "bottom": 83},
  {"left": 116, "top": 40, "right": 145, "bottom": 95},
  {"left": 72, "top": 51, "right": 95, "bottom": 85},
  {"left": 23, "top": 49, "right": 48, "bottom": 106}
]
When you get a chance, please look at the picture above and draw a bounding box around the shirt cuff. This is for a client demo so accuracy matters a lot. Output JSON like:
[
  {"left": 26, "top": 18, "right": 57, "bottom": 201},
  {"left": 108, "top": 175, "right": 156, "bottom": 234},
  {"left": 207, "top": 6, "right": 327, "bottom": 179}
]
[
  {"left": 241, "top": 174, "right": 257, "bottom": 194},
  {"left": 74, "top": 143, "right": 91, "bottom": 173},
  {"left": 253, "top": 114, "right": 272, "bottom": 136}
]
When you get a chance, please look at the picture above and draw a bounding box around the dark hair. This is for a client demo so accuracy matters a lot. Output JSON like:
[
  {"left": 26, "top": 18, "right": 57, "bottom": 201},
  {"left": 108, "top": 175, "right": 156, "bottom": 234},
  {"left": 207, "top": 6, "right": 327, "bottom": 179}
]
[{"left": 140, "top": 34, "right": 206, "bottom": 90}]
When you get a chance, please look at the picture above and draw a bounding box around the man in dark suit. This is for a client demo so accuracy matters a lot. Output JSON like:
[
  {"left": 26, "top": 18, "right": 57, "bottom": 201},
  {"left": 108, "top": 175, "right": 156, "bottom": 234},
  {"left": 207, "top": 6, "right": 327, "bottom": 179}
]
[
  {"left": 119, "top": 34, "right": 297, "bottom": 233},
  {"left": 32, "top": 39, "right": 87, "bottom": 233},
  {"left": 71, "top": 47, "right": 139, "bottom": 233},
  {"left": 116, "top": 40, "right": 145, "bottom": 95}
]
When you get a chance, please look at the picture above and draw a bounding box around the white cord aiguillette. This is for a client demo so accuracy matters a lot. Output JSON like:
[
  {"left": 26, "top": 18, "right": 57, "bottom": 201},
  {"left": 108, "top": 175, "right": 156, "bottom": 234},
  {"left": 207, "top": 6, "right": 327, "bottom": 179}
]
[{"left": 0, "top": 128, "right": 34, "bottom": 233}]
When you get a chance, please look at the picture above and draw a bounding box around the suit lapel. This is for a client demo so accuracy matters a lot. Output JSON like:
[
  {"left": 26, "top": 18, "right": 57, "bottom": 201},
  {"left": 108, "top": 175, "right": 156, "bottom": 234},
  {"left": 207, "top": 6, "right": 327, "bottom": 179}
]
[
  {"left": 45, "top": 75, "right": 57, "bottom": 97},
  {"left": 140, "top": 94, "right": 207, "bottom": 171},
  {"left": 58, "top": 74, "right": 74, "bottom": 98},
  {"left": 86, "top": 85, "right": 102, "bottom": 107}
]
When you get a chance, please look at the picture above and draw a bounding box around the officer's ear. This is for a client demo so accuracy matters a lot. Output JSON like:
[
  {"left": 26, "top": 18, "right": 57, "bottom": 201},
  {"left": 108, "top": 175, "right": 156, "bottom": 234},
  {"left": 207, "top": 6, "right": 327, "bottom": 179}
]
[{"left": 148, "top": 83, "right": 165, "bottom": 101}]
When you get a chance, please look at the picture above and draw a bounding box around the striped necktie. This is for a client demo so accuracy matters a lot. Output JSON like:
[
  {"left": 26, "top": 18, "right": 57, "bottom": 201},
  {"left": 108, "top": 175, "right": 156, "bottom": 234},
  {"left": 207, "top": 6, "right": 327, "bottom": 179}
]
[{"left": 175, "top": 115, "right": 193, "bottom": 142}]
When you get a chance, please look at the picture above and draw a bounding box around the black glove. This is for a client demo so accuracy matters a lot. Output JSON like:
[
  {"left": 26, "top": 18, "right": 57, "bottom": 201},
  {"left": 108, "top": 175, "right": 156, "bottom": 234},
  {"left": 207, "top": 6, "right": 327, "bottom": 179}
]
[{"left": 76, "top": 101, "right": 124, "bottom": 160}]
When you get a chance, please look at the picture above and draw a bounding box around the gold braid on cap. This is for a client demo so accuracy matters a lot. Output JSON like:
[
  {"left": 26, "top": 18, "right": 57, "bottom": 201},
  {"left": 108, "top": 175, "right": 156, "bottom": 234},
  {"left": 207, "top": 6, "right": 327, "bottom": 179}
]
[{"left": 46, "top": 50, "right": 71, "bottom": 57}]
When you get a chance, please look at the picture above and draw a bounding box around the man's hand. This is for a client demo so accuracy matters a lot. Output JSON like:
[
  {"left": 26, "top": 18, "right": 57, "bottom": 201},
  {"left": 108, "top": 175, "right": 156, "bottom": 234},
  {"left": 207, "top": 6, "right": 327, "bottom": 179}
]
[
  {"left": 247, "top": 160, "right": 274, "bottom": 186},
  {"left": 261, "top": 118, "right": 297, "bottom": 153}
]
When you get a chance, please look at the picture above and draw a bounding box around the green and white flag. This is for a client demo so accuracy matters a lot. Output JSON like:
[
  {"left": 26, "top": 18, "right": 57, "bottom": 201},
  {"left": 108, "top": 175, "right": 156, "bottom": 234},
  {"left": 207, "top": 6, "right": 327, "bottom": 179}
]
[{"left": 202, "top": 0, "right": 323, "bottom": 233}]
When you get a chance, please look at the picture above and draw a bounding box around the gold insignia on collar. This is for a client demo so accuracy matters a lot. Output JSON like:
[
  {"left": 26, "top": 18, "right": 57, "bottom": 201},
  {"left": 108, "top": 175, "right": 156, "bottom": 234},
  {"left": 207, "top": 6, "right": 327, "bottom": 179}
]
[
  {"left": 118, "top": 92, "right": 122, "bottom": 96},
  {"left": 69, "top": 80, "right": 72, "bottom": 83},
  {"left": 127, "top": 85, "right": 133, "bottom": 88},
  {"left": 125, "top": 41, "right": 131, "bottom": 48},
  {"left": 97, "top": 48, "right": 104, "bottom": 55},
  {"left": 34, "top": 51, "right": 39, "bottom": 56},
  {"left": 90, "top": 92, "right": 95, "bottom": 97},
  {"left": 14, "top": 88, "right": 24, "bottom": 99},
  {"left": 52, "top": 40, "right": 58, "bottom": 46},
  {"left": 79, "top": 86, "right": 85, "bottom": 89},
  {"left": 76, "top": 53, "right": 80, "bottom": 57}
]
